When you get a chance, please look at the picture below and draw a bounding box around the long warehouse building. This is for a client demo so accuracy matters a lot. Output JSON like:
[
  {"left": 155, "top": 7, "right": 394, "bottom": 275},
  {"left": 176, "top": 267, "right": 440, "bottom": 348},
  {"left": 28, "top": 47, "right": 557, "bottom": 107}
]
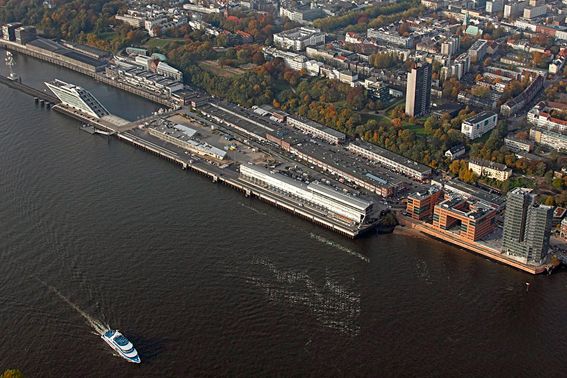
[
  {"left": 240, "top": 164, "right": 373, "bottom": 224},
  {"left": 347, "top": 141, "right": 432, "bottom": 181}
]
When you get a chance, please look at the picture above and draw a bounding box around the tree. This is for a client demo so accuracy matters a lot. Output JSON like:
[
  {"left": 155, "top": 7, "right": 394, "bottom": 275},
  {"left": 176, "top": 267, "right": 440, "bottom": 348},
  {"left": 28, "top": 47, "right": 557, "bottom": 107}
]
[
  {"left": 449, "top": 160, "right": 461, "bottom": 175},
  {"left": 1, "top": 370, "right": 24, "bottom": 378},
  {"left": 470, "top": 85, "right": 490, "bottom": 98},
  {"left": 544, "top": 195, "right": 555, "bottom": 206},
  {"left": 398, "top": 22, "right": 411, "bottom": 36},
  {"left": 251, "top": 51, "right": 265, "bottom": 65}
]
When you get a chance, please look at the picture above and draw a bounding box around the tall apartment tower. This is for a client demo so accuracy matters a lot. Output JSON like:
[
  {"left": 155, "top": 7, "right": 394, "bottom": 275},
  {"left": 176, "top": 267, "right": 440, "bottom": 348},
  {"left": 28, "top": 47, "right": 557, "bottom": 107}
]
[
  {"left": 405, "top": 62, "right": 432, "bottom": 117},
  {"left": 502, "top": 188, "right": 553, "bottom": 265}
]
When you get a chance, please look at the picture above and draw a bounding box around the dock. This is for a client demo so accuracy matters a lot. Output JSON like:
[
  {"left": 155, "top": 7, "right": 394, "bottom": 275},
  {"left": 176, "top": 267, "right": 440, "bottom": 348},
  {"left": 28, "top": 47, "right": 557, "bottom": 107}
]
[
  {"left": 0, "top": 76, "right": 381, "bottom": 239},
  {"left": 0, "top": 75, "right": 59, "bottom": 104}
]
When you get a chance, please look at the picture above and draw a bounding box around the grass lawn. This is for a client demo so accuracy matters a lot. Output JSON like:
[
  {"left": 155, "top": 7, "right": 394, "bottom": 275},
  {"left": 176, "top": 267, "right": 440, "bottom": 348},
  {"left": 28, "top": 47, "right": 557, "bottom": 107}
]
[
  {"left": 361, "top": 113, "right": 392, "bottom": 126},
  {"left": 98, "top": 31, "right": 117, "bottom": 41},
  {"left": 143, "top": 37, "right": 185, "bottom": 50},
  {"left": 384, "top": 99, "right": 404, "bottom": 115},
  {"left": 199, "top": 60, "right": 249, "bottom": 78},
  {"left": 404, "top": 122, "right": 428, "bottom": 135}
]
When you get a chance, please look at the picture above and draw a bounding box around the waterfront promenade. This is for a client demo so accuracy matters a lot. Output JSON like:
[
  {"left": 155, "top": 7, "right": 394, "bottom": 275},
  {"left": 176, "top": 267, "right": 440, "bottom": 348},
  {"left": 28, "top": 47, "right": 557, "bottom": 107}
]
[{"left": 397, "top": 214, "right": 554, "bottom": 274}]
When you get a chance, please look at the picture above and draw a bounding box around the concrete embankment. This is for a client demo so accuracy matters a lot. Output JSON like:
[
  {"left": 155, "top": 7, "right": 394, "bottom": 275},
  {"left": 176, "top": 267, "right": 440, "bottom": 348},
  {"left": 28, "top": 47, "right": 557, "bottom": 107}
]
[{"left": 396, "top": 214, "right": 551, "bottom": 274}]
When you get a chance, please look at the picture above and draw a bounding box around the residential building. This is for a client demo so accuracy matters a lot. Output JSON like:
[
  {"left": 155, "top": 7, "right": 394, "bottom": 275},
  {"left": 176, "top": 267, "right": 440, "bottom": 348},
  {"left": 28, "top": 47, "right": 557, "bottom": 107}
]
[
  {"left": 504, "top": 136, "right": 534, "bottom": 152},
  {"left": 273, "top": 27, "right": 325, "bottom": 52},
  {"left": 468, "top": 159, "right": 512, "bottom": 181},
  {"left": 529, "top": 128, "right": 567, "bottom": 151},
  {"left": 441, "top": 36, "right": 460, "bottom": 56},
  {"left": 461, "top": 111, "right": 498, "bottom": 140},
  {"left": 441, "top": 53, "right": 470, "bottom": 80},
  {"left": 367, "top": 27, "right": 415, "bottom": 49},
  {"left": 279, "top": 5, "right": 323, "bottom": 23},
  {"left": 445, "top": 144, "right": 466, "bottom": 160},
  {"left": 405, "top": 62, "right": 432, "bottom": 117},
  {"left": 504, "top": 1, "right": 527, "bottom": 19},
  {"left": 523, "top": 4, "right": 547, "bottom": 19},
  {"left": 115, "top": 14, "right": 145, "bottom": 28},
  {"left": 457, "top": 91, "right": 499, "bottom": 110},
  {"left": 527, "top": 102, "right": 567, "bottom": 134},
  {"left": 561, "top": 218, "right": 567, "bottom": 240},
  {"left": 486, "top": 0, "right": 504, "bottom": 14},
  {"left": 502, "top": 188, "right": 553, "bottom": 266},
  {"left": 500, "top": 75, "right": 544, "bottom": 117},
  {"left": 468, "top": 39, "right": 488, "bottom": 63}
]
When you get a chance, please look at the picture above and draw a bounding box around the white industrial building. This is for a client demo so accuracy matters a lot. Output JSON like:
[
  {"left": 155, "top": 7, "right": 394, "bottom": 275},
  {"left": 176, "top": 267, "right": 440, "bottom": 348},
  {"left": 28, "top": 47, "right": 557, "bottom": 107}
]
[
  {"left": 148, "top": 123, "right": 227, "bottom": 161},
  {"left": 461, "top": 111, "right": 498, "bottom": 140},
  {"left": 240, "top": 164, "right": 373, "bottom": 224}
]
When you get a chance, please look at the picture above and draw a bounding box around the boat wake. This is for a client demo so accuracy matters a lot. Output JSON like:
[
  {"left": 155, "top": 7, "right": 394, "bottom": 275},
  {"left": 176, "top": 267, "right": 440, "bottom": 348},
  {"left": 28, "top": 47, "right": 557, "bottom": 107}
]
[
  {"left": 36, "top": 277, "right": 109, "bottom": 335},
  {"left": 247, "top": 257, "right": 361, "bottom": 336},
  {"left": 309, "top": 233, "right": 370, "bottom": 263},
  {"left": 238, "top": 202, "right": 267, "bottom": 216}
]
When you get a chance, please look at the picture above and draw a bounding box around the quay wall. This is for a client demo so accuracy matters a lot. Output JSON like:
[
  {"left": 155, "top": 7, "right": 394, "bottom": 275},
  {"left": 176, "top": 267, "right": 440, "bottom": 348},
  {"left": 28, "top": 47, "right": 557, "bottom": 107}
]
[{"left": 397, "top": 215, "right": 549, "bottom": 274}]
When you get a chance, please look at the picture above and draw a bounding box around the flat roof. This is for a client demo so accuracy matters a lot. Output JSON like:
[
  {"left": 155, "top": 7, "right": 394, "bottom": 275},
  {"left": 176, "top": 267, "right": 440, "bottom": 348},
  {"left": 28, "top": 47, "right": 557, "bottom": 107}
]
[
  {"left": 287, "top": 114, "right": 346, "bottom": 139},
  {"left": 441, "top": 178, "right": 506, "bottom": 208},
  {"left": 308, "top": 181, "right": 372, "bottom": 210},
  {"left": 28, "top": 38, "right": 106, "bottom": 67},
  {"left": 348, "top": 140, "right": 431, "bottom": 175},
  {"left": 293, "top": 142, "right": 404, "bottom": 189},
  {"left": 465, "top": 111, "right": 497, "bottom": 124}
]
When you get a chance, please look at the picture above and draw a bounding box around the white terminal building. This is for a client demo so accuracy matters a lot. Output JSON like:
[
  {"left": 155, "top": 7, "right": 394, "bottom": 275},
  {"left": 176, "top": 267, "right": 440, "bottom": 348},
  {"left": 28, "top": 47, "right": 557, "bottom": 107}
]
[
  {"left": 45, "top": 79, "right": 110, "bottom": 118},
  {"left": 240, "top": 164, "right": 373, "bottom": 225},
  {"left": 461, "top": 111, "right": 498, "bottom": 140}
]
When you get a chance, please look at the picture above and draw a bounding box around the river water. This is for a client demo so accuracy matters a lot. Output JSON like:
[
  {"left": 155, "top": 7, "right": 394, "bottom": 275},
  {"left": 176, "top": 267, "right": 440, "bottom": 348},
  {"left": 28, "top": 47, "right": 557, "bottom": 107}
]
[{"left": 1, "top": 51, "right": 566, "bottom": 377}]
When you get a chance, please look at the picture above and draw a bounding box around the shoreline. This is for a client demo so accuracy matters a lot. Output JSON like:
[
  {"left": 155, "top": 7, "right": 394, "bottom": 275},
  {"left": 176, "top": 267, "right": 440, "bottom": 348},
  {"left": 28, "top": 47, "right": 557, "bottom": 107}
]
[{"left": 395, "top": 213, "right": 555, "bottom": 274}]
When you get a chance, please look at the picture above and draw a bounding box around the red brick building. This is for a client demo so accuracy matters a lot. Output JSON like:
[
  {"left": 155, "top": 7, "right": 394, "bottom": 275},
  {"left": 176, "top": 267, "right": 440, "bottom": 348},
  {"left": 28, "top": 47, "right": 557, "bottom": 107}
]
[
  {"left": 432, "top": 197, "right": 497, "bottom": 242},
  {"left": 406, "top": 187, "right": 444, "bottom": 220}
]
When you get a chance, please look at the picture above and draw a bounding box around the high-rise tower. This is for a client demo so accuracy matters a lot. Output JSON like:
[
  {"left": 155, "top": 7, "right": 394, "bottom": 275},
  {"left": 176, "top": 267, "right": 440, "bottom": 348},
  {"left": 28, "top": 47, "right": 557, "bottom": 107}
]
[
  {"left": 405, "top": 62, "right": 432, "bottom": 117},
  {"left": 502, "top": 188, "right": 553, "bottom": 265}
]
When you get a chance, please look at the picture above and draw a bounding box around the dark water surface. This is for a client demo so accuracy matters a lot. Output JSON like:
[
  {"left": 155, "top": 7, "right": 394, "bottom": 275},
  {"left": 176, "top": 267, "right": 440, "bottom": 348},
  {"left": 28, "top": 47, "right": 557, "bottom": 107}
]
[{"left": 1, "top": 52, "right": 566, "bottom": 377}]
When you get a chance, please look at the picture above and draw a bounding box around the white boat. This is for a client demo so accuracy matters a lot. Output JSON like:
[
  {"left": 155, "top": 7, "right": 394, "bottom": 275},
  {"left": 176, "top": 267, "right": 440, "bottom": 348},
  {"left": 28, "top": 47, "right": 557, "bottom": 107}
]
[{"left": 101, "top": 329, "right": 141, "bottom": 364}]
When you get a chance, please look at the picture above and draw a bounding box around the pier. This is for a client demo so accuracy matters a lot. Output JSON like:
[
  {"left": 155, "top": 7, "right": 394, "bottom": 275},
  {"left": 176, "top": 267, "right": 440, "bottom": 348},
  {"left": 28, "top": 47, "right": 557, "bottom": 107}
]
[
  {"left": 0, "top": 69, "right": 381, "bottom": 239},
  {"left": 0, "top": 75, "right": 59, "bottom": 104}
]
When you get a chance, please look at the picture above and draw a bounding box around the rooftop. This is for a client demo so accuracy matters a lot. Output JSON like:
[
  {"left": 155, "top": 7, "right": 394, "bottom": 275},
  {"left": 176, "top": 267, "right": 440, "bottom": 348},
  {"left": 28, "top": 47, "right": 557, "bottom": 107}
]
[
  {"left": 469, "top": 158, "right": 509, "bottom": 172},
  {"left": 349, "top": 140, "right": 431, "bottom": 175},
  {"left": 464, "top": 111, "right": 497, "bottom": 125}
]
